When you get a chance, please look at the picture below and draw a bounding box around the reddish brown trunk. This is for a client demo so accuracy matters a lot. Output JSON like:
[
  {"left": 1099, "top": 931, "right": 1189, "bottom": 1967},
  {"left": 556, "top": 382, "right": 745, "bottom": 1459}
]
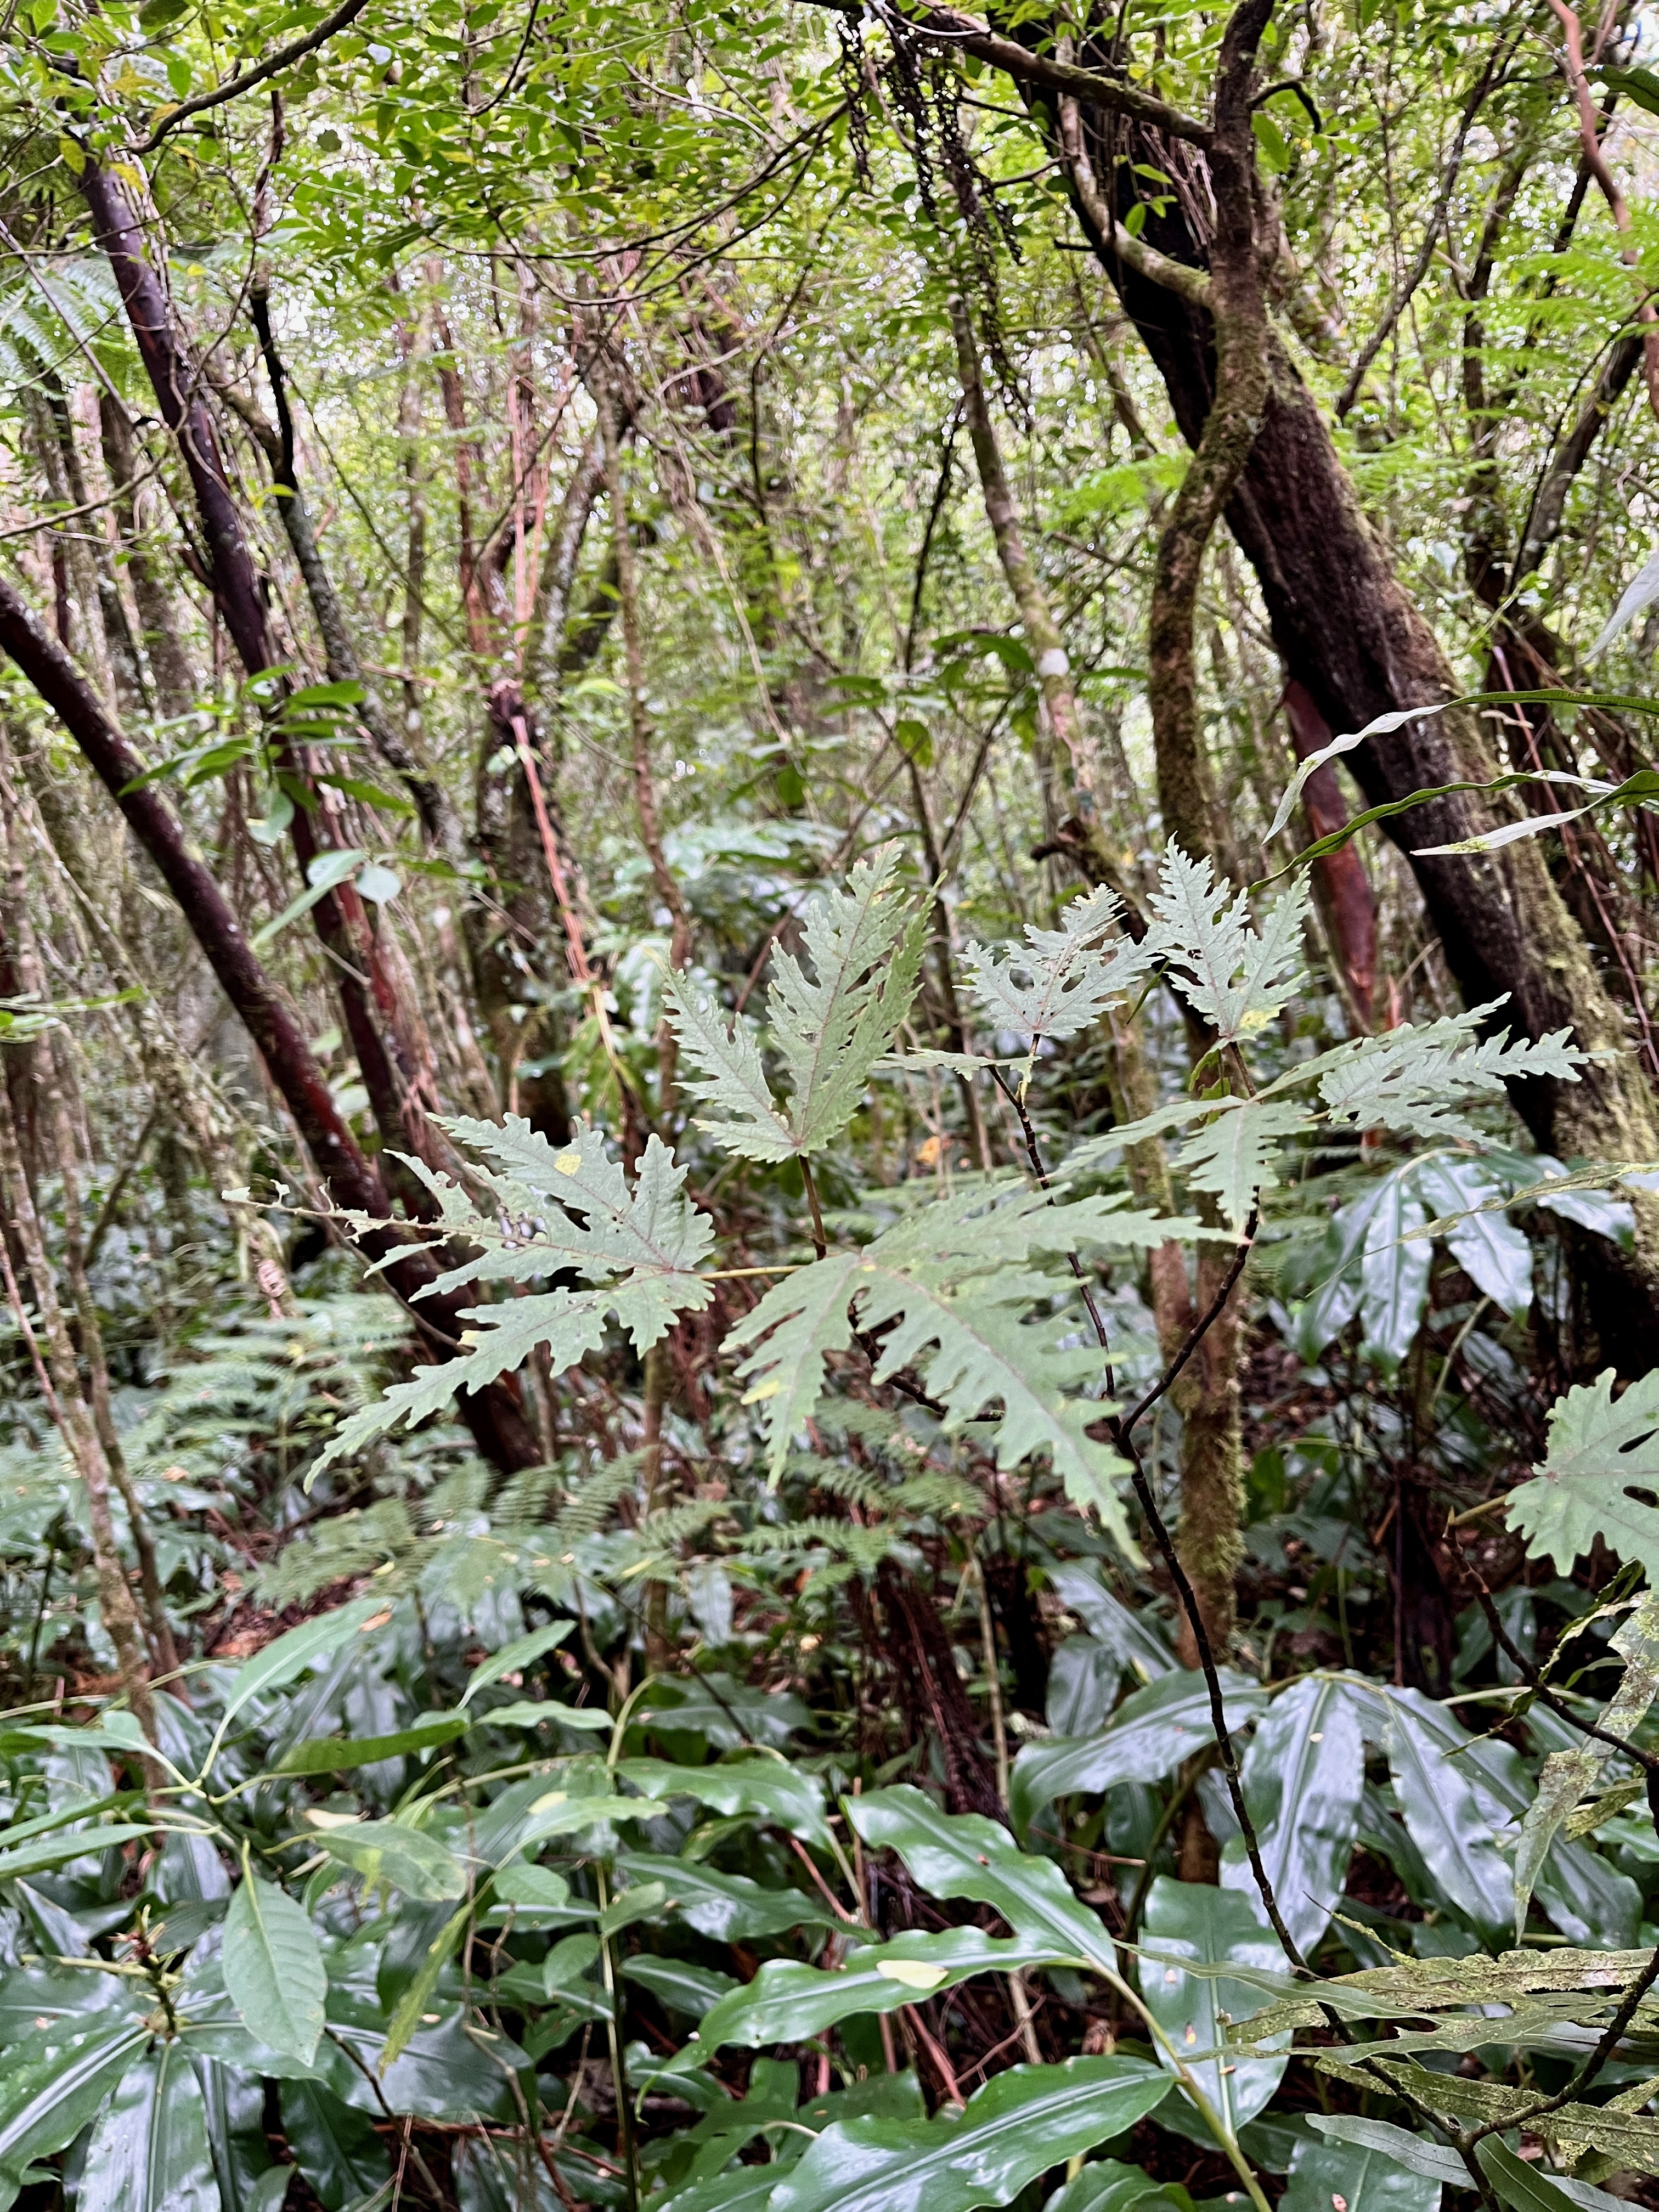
[{"left": 1282, "top": 680, "right": 1378, "bottom": 1029}]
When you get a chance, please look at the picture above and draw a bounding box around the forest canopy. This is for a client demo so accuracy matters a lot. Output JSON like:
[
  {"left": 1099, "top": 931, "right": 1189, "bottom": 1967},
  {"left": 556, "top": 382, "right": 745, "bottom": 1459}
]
[{"left": 3, "top": 0, "right": 1659, "bottom": 2208}]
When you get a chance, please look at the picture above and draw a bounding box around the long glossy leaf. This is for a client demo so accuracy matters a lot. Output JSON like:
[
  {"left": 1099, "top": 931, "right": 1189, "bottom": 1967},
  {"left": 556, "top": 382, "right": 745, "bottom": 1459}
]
[
  {"left": 1010, "top": 1668, "right": 1267, "bottom": 1838},
  {"left": 614, "top": 1852, "right": 842, "bottom": 1941},
  {"left": 459, "top": 1621, "right": 574, "bottom": 1706},
  {"left": 690, "top": 1928, "right": 1066, "bottom": 2051},
  {"left": 79, "top": 2041, "right": 219, "bottom": 2212},
  {"left": 0, "top": 1820, "right": 155, "bottom": 1881},
  {"left": 766, "top": 2057, "right": 1171, "bottom": 2212},
  {"left": 1382, "top": 1688, "right": 1513, "bottom": 1940},
  {"left": 0, "top": 2021, "right": 151, "bottom": 2195},
  {"left": 1282, "top": 2131, "right": 1441, "bottom": 2212},
  {"left": 204, "top": 1599, "right": 390, "bottom": 1769},
  {"left": 222, "top": 1874, "right": 328, "bottom": 2064},
  {"left": 1476, "top": 2138, "right": 1584, "bottom": 2212},
  {"left": 847, "top": 1787, "right": 1118, "bottom": 1972},
  {"left": 1307, "top": 2117, "right": 1468, "bottom": 2188},
  {"left": 277, "top": 1716, "right": 470, "bottom": 1773},
  {"left": 1138, "top": 1878, "right": 1288, "bottom": 2140},
  {"left": 615, "top": 1757, "right": 834, "bottom": 1849},
  {"left": 1220, "top": 1674, "right": 1365, "bottom": 1961}
]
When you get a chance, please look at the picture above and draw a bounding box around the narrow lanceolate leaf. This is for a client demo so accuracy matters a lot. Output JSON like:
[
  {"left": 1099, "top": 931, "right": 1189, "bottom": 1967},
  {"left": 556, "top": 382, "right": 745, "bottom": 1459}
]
[
  {"left": 381, "top": 1897, "right": 474, "bottom": 2073},
  {"left": 277, "top": 1713, "right": 471, "bottom": 1771},
  {"left": 765, "top": 2058, "right": 1171, "bottom": 2212},
  {"left": 846, "top": 1787, "right": 1119, "bottom": 1974},
  {"left": 1506, "top": 1367, "right": 1659, "bottom": 1583},
  {"left": 1138, "top": 1879, "right": 1288, "bottom": 2140},
  {"left": 223, "top": 1871, "right": 328, "bottom": 2064},
  {"left": 1146, "top": 847, "right": 1307, "bottom": 1046},
  {"left": 1219, "top": 1674, "right": 1367, "bottom": 1963},
  {"left": 691, "top": 1929, "right": 1068, "bottom": 2052},
  {"left": 1413, "top": 1157, "right": 1532, "bottom": 1314},
  {"left": 460, "top": 1619, "right": 574, "bottom": 1706},
  {"left": 1009, "top": 1668, "right": 1267, "bottom": 1838},
  {"left": 1475, "top": 2137, "right": 1588, "bottom": 2212},
  {"left": 1282, "top": 2129, "right": 1444, "bottom": 2212},
  {"left": 0, "top": 2022, "right": 151, "bottom": 2199},
  {"left": 1514, "top": 1593, "right": 1659, "bottom": 1937},
  {"left": 964, "top": 884, "right": 1152, "bottom": 1045},
  {"left": 208, "top": 1596, "right": 391, "bottom": 1750},
  {"left": 77, "top": 2042, "right": 218, "bottom": 2212}
]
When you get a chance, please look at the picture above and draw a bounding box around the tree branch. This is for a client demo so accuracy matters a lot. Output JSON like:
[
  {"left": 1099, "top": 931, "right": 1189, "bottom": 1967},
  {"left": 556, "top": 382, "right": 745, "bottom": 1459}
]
[{"left": 133, "top": 0, "right": 374, "bottom": 154}]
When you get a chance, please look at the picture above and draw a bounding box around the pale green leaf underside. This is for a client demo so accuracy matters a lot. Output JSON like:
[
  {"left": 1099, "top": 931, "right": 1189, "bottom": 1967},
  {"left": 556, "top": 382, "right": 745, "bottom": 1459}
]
[{"left": 1507, "top": 1367, "right": 1659, "bottom": 1582}]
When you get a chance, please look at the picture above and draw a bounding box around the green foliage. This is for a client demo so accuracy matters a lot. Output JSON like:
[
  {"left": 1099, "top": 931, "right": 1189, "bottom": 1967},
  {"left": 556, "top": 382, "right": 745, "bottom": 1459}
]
[{"left": 1508, "top": 1369, "right": 1659, "bottom": 1581}]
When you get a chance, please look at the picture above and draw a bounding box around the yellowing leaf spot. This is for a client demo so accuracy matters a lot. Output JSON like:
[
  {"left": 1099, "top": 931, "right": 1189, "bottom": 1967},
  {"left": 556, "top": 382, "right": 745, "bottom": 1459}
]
[
  {"left": 555, "top": 1151, "right": 582, "bottom": 1175},
  {"left": 876, "top": 1959, "right": 950, "bottom": 1991},
  {"left": 742, "top": 1379, "right": 782, "bottom": 1404},
  {"left": 531, "top": 1791, "right": 569, "bottom": 1812}
]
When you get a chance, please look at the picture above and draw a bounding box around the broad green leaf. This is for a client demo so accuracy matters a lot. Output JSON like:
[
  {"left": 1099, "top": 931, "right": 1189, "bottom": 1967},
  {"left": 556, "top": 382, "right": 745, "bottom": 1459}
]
[
  {"left": 460, "top": 1620, "right": 574, "bottom": 1706},
  {"left": 690, "top": 1928, "right": 1066, "bottom": 2051},
  {"left": 277, "top": 1715, "right": 470, "bottom": 1772},
  {"left": 223, "top": 1872, "right": 328, "bottom": 2065},
  {"left": 1506, "top": 1367, "right": 1659, "bottom": 1581},
  {"left": 766, "top": 2057, "right": 1172, "bottom": 2212},
  {"left": 78, "top": 2041, "right": 218, "bottom": 2212},
  {"left": 204, "top": 1597, "right": 392, "bottom": 1769},
  {"left": 1413, "top": 1158, "right": 1532, "bottom": 1314},
  {"left": 279, "top": 2078, "right": 390, "bottom": 2210},
  {"left": 1009, "top": 1668, "right": 1267, "bottom": 1838},
  {"left": 847, "top": 1787, "right": 1118, "bottom": 1972},
  {"left": 1382, "top": 1688, "right": 1513, "bottom": 1942},
  {"left": 0, "top": 2021, "right": 151, "bottom": 2200},
  {"left": 1282, "top": 2130, "right": 1442, "bottom": 2212},
  {"left": 1306, "top": 2117, "right": 1468, "bottom": 2188},
  {"left": 619, "top": 1955, "right": 736, "bottom": 2018},
  {"left": 1514, "top": 1594, "right": 1659, "bottom": 1937},
  {"left": 613, "top": 1852, "right": 842, "bottom": 1940},
  {"left": 964, "top": 885, "right": 1151, "bottom": 1046},
  {"left": 614, "top": 1757, "right": 834, "bottom": 1849},
  {"left": 1220, "top": 1674, "right": 1367, "bottom": 1962},
  {"left": 1041, "top": 2157, "right": 1187, "bottom": 2212},
  {"left": 1360, "top": 1173, "right": 1431, "bottom": 1368},
  {"left": 1138, "top": 1878, "right": 1288, "bottom": 2140},
  {"left": 510, "top": 1791, "right": 665, "bottom": 1850},
  {"left": 302, "top": 1816, "right": 468, "bottom": 1901}
]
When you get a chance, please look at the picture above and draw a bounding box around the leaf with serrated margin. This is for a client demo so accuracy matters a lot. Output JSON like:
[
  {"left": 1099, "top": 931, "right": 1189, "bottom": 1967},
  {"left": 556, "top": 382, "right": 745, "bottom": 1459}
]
[
  {"left": 771, "top": 848, "right": 926, "bottom": 1154},
  {"left": 765, "top": 2057, "right": 1172, "bottom": 2212},
  {"left": 1308, "top": 1001, "right": 1584, "bottom": 1144},
  {"left": 312, "top": 1267, "right": 709, "bottom": 1475},
  {"left": 1515, "top": 1594, "right": 1659, "bottom": 1938},
  {"left": 1172, "top": 1099, "right": 1310, "bottom": 1231},
  {"left": 424, "top": 1124, "right": 714, "bottom": 1294},
  {"left": 1319, "top": 2061, "right": 1659, "bottom": 2172},
  {"left": 1507, "top": 1368, "right": 1659, "bottom": 1582},
  {"left": 1231, "top": 1944, "right": 1654, "bottom": 2043},
  {"left": 965, "top": 884, "right": 1152, "bottom": 1043},
  {"left": 665, "top": 972, "right": 794, "bottom": 1160},
  {"left": 729, "top": 1254, "right": 1134, "bottom": 1549},
  {"left": 1146, "top": 848, "right": 1307, "bottom": 1045}
]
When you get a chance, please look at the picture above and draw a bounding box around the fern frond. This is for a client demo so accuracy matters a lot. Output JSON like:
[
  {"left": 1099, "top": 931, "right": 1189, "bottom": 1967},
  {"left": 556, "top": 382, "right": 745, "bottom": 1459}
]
[
  {"left": 728, "top": 1244, "right": 1137, "bottom": 1555},
  {"left": 668, "top": 849, "right": 923, "bottom": 1160},
  {"left": 964, "top": 884, "right": 1152, "bottom": 1043},
  {"left": 1296, "top": 1001, "right": 1585, "bottom": 1142},
  {"left": 1170, "top": 1099, "right": 1313, "bottom": 1230},
  {"left": 1147, "top": 848, "right": 1308, "bottom": 1045}
]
